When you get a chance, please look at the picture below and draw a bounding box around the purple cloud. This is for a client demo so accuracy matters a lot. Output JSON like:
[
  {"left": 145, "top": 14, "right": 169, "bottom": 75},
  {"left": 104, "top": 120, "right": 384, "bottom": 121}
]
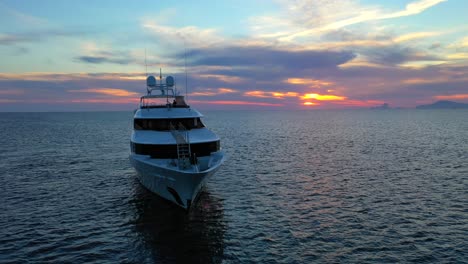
[
  {"left": 182, "top": 46, "right": 356, "bottom": 69},
  {"left": 76, "top": 55, "right": 133, "bottom": 65}
]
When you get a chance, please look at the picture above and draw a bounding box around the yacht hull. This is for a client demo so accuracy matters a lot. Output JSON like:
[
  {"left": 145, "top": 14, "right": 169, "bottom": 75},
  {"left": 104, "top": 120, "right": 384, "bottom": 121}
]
[{"left": 129, "top": 153, "right": 223, "bottom": 210}]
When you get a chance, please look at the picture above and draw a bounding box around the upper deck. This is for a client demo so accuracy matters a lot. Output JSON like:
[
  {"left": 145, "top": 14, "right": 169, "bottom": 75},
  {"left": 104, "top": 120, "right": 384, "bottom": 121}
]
[
  {"left": 140, "top": 94, "right": 189, "bottom": 109},
  {"left": 134, "top": 106, "right": 203, "bottom": 119},
  {"left": 136, "top": 74, "right": 202, "bottom": 118}
]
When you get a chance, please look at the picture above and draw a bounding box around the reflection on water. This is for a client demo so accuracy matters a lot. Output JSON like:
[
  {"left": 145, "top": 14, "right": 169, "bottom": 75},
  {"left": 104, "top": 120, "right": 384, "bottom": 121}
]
[{"left": 130, "top": 179, "right": 226, "bottom": 263}]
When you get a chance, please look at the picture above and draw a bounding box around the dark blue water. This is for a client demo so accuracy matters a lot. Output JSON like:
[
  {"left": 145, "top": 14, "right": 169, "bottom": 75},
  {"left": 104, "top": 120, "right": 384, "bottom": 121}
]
[{"left": 0, "top": 110, "right": 467, "bottom": 263}]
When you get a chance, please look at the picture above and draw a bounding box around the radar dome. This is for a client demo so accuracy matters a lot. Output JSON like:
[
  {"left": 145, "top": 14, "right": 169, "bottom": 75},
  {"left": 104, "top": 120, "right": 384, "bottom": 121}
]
[
  {"left": 166, "top": 76, "right": 175, "bottom": 87},
  {"left": 146, "top": 75, "right": 156, "bottom": 87}
]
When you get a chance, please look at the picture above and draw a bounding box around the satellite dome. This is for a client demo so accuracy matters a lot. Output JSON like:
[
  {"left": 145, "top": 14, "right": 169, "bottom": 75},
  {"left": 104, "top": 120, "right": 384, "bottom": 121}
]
[
  {"left": 166, "top": 76, "right": 175, "bottom": 87},
  {"left": 146, "top": 75, "right": 156, "bottom": 87}
]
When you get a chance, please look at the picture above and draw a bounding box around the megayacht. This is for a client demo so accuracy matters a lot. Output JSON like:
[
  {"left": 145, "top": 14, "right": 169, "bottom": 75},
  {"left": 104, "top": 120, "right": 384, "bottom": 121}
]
[{"left": 129, "top": 73, "right": 225, "bottom": 210}]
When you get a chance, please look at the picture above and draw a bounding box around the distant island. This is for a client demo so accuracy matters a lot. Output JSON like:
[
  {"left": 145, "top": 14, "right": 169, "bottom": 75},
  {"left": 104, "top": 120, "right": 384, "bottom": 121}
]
[
  {"left": 416, "top": 100, "right": 468, "bottom": 109},
  {"left": 370, "top": 103, "right": 390, "bottom": 110}
]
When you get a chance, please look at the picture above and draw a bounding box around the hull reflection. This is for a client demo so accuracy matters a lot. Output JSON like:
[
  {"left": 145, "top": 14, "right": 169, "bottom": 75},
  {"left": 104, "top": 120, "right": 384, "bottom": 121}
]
[{"left": 130, "top": 178, "right": 226, "bottom": 263}]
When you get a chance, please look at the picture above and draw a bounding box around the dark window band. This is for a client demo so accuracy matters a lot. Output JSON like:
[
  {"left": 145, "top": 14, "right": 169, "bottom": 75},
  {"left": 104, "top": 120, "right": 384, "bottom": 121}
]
[
  {"left": 134, "top": 118, "right": 205, "bottom": 131},
  {"left": 131, "top": 141, "right": 220, "bottom": 158}
]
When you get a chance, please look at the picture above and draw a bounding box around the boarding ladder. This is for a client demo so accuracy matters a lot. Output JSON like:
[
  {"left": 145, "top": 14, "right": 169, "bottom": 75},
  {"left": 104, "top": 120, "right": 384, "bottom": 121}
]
[{"left": 169, "top": 123, "right": 192, "bottom": 169}]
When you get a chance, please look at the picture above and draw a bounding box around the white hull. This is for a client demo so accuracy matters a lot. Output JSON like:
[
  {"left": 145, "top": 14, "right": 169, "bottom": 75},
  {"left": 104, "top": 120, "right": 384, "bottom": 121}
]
[{"left": 129, "top": 152, "right": 224, "bottom": 209}]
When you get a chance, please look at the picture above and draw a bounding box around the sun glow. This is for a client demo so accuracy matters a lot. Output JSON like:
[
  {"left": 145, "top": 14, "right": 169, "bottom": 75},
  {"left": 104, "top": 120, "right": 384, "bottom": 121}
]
[
  {"left": 244, "top": 90, "right": 299, "bottom": 99},
  {"left": 301, "top": 93, "right": 346, "bottom": 101}
]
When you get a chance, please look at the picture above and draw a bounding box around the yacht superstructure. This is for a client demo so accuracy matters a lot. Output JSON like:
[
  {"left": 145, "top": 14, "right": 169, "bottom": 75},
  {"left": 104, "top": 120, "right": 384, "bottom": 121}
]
[{"left": 129, "top": 74, "right": 224, "bottom": 209}]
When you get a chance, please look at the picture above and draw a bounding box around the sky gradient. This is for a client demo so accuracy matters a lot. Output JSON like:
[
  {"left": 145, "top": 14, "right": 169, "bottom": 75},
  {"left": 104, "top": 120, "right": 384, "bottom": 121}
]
[{"left": 1, "top": 0, "right": 467, "bottom": 111}]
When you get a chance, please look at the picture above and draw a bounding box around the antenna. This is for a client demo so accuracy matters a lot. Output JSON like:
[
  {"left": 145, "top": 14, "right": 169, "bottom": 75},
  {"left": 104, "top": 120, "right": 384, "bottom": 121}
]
[
  {"left": 144, "top": 48, "right": 148, "bottom": 77},
  {"left": 184, "top": 40, "right": 188, "bottom": 101},
  {"left": 160, "top": 68, "right": 168, "bottom": 103}
]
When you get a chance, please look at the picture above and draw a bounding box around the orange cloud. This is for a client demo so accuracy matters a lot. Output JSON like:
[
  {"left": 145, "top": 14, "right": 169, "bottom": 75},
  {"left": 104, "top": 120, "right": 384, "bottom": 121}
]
[
  {"left": 332, "top": 100, "right": 385, "bottom": 107},
  {"left": 191, "top": 92, "right": 217, "bottom": 96},
  {"left": 0, "top": 99, "right": 20, "bottom": 103},
  {"left": 393, "top": 31, "right": 442, "bottom": 43},
  {"left": 273, "top": 92, "right": 300, "bottom": 98},
  {"left": 285, "top": 78, "right": 333, "bottom": 86},
  {"left": 191, "top": 87, "right": 237, "bottom": 96},
  {"left": 339, "top": 56, "right": 390, "bottom": 69},
  {"left": 68, "top": 88, "right": 138, "bottom": 97},
  {"left": 0, "top": 72, "right": 85, "bottom": 81},
  {"left": 71, "top": 98, "right": 139, "bottom": 104},
  {"left": 0, "top": 98, "right": 139, "bottom": 104},
  {"left": 433, "top": 94, "right": 468, "bottom": 100},
  {"left": 0, "top": 89, "right": 24, "bottom": 95},
  {"left": 244, "top": 90, "right": 299, "bottom": 99},
  {"left": 403, "top": 76, "right": 468, "bottom": 84},
  {"left": 190, "top": 100, "right": 283, "bottom": 106},
  {"left": 0, "top": 72, "right": 146, "bottom": 82},
  {"left": 119, "top": 76, "right": 147, "bottom": 80},
  {"left": 198, "top": 74, "right": 243, "bottom": 83},
  {"left": 303, "top": 102, "right": 319, "bottom": 106},
  {"left": 218, "top": 88, "right": 236, "bottom": 93},
  {"left": 301, "top": 93, "right": 346, "bottom": 101},
  {"left": 447, "top": 53, "right": 468, "bottom": 60},
  {"left": 403, "top": 78, "right": 441, "bottom": 84},
  {"left": 399, "top": 60, "right": 448, "bottom": 69}
]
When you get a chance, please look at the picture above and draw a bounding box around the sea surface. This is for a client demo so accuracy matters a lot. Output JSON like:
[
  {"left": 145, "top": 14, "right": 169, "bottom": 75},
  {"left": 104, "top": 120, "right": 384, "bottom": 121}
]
[{"left": 0, "top": 110, "right": 467, "bottom": 263}]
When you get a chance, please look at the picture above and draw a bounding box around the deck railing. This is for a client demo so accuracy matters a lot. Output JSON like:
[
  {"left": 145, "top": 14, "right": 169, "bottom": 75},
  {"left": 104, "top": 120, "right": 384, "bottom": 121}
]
[{"left": 169, "top": 123, "right": 193, "bottom": 170}]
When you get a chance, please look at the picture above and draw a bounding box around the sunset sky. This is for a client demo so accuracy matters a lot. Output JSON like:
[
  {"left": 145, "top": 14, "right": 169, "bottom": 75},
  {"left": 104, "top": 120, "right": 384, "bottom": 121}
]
[{"left": 1, "top": 0, "right": 467, "bottom": 111}]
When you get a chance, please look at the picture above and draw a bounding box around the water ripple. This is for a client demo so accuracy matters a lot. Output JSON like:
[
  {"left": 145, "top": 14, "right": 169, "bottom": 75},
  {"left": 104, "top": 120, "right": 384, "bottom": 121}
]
[{"left": 1, "top": 110, "right": 467, "bottom": 263}]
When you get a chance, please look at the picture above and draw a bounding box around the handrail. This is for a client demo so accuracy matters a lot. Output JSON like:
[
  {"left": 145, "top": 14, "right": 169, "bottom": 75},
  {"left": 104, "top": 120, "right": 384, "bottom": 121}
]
[
  {"left": 169, "top": 123, "right": 188, "bottom": 144},
  {"left": 169, "top": 122, "right": 193, "bottom": 170}
]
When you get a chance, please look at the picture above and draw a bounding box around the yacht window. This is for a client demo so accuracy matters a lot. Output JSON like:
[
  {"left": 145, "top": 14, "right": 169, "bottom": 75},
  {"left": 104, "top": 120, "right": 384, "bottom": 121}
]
[
  {"left": 134, "top": 118, "right": 205, "bottom": 130},
  {"left": 131, "top": 140, "right": 220, "bottom": 158}
]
